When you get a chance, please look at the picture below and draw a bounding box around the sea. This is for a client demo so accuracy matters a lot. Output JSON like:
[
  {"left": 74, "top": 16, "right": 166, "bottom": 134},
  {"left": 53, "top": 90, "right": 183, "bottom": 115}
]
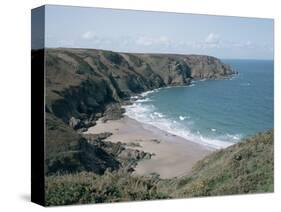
[{"left": 124, "top": 59, "right": 274, "bottom": 149}]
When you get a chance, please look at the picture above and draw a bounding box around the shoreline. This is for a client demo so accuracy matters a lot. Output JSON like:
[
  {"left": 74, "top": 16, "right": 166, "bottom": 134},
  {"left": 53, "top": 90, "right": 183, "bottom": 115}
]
[
  {"left": 83, "top": 75, "right": 239, "bottom": 178},
  {"left": 123, "top": 75, "right": 238, "bottom": 150},
  {"left": 85, "top": 115, "right": 213, "bottom": 179}
]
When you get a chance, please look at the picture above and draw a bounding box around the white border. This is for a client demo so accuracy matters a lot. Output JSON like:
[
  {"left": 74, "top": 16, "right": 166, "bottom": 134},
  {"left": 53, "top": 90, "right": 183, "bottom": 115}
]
[{"left": 0, "top": 0, "right": 279, "bottom": 211}]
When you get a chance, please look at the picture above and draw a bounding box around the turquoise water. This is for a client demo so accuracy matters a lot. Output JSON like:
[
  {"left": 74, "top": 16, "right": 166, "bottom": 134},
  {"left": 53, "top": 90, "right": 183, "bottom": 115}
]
[{"left": 124, "top": 60, "right": 274, "bottom": 149}]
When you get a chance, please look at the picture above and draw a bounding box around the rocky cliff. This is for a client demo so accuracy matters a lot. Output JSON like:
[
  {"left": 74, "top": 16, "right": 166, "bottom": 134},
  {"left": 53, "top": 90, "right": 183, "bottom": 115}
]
[
  {"left": 37, "top": 48, "right": 235, "bottom": 175},
  {"left": 45, "top": 48, "right": 235, "bottom": 126}
]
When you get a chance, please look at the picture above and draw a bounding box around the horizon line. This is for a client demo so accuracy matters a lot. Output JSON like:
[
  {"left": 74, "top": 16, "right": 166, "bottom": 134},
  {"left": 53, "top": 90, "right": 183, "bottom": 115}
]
[{"left": 33, "top": 46, "right": 274, "bottom": 61}]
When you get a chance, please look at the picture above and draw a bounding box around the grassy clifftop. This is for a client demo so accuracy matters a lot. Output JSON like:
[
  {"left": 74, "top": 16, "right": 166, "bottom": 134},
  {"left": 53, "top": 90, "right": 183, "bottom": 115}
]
[{"left": 45, "top": 130, "right": 273, "bottom": 206}]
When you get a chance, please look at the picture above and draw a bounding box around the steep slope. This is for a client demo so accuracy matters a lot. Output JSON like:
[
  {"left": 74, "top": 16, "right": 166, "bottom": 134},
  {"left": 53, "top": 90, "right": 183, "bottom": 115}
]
[
  {"left": 46, "top": 48, "right": 235, "bottom": 125},
  {"left": 45, "top": 113, "right": 120, "bottom": 175},
  {"left": 45, "top": 130, "right": 273, "bottom": 205},
  {"left": 173, "top": 129, "right": 274, "bottom": 197},
  {"left": 41, "top": 48, "right": 235, "bottom": 175},
  {"left": 33, "top": 50, "right": 121, "bottom": 175}
]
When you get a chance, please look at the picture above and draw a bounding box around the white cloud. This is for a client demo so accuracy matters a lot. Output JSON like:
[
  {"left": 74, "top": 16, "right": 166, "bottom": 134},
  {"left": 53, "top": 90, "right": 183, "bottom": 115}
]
[
  {"left": 135, "top": 35, "right": 171, "bottom": 47},
  {"left": 73, "top": 32, "right": 271, "bottom": 59},
  {"left": 205, "top": 33, "right": 220, "bottom": 44},
  {"left": 57, "top": 39, "right": 75, "bottom": 47},
  {"left": 82, "top": 31, "right": 96, "bottom": 40},
  {"left": 190, "top": 34, "right": 256, "bottom": 50},
  {"left": 136, "top": 36, "right": 154, "bottom": 46},
  {"left": 159, "top": 36, "right": 169, "bottom": 43},
  {"left": 185, "top": 33, "right": 222, "bottom": 50}
]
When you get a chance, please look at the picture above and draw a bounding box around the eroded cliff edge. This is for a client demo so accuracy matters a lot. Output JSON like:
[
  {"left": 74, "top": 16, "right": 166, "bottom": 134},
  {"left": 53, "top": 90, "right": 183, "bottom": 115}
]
[
  {"left": 33, "top": 48, "right": 236, "bottom": 174},
  {"left": 46, "top": 48, "right": 235, "bottom": 126}
]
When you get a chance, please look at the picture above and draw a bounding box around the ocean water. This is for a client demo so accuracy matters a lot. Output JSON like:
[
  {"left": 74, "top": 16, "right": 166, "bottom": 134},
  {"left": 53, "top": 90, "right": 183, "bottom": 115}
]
[{"left": 124, "top": 59, "right": 274, "bottom": 149}]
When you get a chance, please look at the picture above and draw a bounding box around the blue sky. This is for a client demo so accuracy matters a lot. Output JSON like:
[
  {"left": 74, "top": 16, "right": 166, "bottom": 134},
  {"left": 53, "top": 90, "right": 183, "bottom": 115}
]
[{"left": 44, "top": 5, "right": 274, "bottom": 59}]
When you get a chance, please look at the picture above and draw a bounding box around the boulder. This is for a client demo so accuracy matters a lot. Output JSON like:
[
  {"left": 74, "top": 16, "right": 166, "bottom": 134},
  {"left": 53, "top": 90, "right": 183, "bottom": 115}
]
[
  {"left": 69, "top": 117, "right": 81, "bottom": 129},
  {"left": 95, "top": 113, "right": 103, "bottom": 119},
  {"left": 102, "top": 103, "right": 125, "bottom": 122}
]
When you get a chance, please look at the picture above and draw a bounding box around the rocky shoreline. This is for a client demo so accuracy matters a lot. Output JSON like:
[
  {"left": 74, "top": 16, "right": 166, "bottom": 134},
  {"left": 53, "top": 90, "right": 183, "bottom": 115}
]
[
  {"left": 42, "top": 47, "right": 236, "bottom": 176},
  {"left": 82, "top": 131, "right": 154, "bottom": 173}
]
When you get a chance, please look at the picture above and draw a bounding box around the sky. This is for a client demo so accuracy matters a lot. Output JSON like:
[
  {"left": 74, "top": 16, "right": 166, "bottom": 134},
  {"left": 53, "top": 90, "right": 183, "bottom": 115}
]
[{"left": 41, "top": 5, "right": 273, "bottom": 59}]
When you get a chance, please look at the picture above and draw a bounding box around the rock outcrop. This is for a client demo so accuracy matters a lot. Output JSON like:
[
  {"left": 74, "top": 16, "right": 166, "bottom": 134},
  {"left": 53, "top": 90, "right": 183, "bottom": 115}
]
[
  {"left": 35, "top": 48, "right": 236, "bottom": 175},
  {"left": 83, "top": 133, "right": 153, "bottom": 172},
  {"left": 45, "top": 48, "right": 235, "bottom": 129},
  {"left": 45, "top": 113, "right": 120, "bottom": 175}
]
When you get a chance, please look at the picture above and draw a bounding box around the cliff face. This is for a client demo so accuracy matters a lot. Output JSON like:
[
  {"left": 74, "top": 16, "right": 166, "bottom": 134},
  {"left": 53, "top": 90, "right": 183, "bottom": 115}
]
[
  {"left": 41, "top": 48, "right": 235, "bottom": 175},
  {"left": 46, "top": 48, "right": 235, "bottom": 124}
]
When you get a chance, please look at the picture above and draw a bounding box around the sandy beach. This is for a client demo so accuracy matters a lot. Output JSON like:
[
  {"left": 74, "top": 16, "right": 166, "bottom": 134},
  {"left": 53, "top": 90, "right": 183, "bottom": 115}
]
[{"left": 85, "top": 116, "right": 213, "bottom": 179}]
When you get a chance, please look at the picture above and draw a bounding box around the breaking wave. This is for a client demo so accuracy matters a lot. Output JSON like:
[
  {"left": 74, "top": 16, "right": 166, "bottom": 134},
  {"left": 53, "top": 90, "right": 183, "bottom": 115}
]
[{"left": 123, "top": 95, "right": 240, "bottom": 149}]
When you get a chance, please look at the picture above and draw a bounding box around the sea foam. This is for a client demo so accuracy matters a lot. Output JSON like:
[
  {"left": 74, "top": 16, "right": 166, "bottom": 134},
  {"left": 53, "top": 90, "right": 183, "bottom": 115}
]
[
  {"left": 124, "top": 98, "right": 237, "bottom": 149},
  {"left": 179, "top": 116, "right": 187, "bottom": 121}
]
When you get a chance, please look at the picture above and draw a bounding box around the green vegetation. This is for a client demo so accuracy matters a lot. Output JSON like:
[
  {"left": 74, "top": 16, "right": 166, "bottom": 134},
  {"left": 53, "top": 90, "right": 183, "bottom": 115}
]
[
  {"left": 126, "top": 54, "right": 143, "bottom": 67},
  {"left": 46, "top": 171, "right": 170, "bottom": 205},
  {"left": 103, "top": 51, "right": 124, "bottom": 65},
  {"left": 45, "top": 130, "right": 274, "bottom": 206},
  {"left": 173, "top": 129, "right": 274, "bottom": 197}
]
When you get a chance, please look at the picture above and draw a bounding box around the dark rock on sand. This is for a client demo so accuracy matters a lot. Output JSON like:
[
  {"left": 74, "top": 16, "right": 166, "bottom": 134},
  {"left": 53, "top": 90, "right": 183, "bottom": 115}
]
[
  {"left": 82, "top": 133, "right": 153, "bottom": 170},
  {"left": 83, "top": 132, "right": 113, "bottom": 142},
  {"left": 69, "top": 116, "right": 96, "bottom": 131}
]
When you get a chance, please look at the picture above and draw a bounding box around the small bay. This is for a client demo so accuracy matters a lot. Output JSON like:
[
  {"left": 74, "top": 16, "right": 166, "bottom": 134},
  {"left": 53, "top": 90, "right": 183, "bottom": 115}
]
[{"left": 125, "top": 59, "right": 274, "bottom": 149}]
